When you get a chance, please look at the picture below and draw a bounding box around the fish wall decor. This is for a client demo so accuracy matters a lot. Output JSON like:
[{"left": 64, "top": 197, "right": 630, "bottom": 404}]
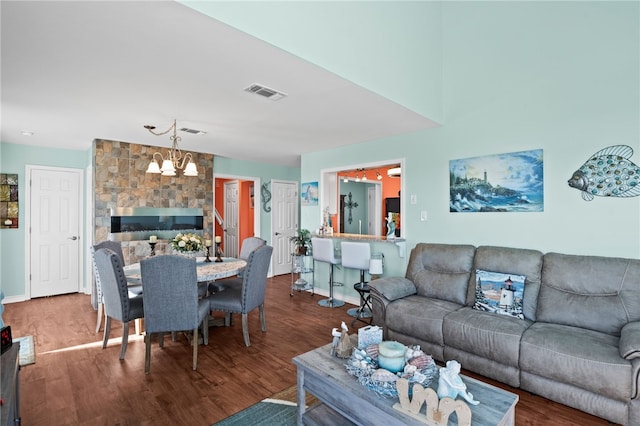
[{"left": 568, "top": 145, "right": 640, "bottom": 201}]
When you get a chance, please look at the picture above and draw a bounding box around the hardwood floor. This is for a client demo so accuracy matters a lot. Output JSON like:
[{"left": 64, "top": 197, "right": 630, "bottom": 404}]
[{"left": 4, "top": 274, "right": 613, "bottom": 425}]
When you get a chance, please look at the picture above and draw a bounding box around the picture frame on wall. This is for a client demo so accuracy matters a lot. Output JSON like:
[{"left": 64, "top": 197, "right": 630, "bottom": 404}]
[
  {"left": 0, "top": 173, "right": 19, "bottom": 228},
  {"left": 449, "top": 149, "right": 544, "bottom": 213},
  {"left": 301, "top": 182, "right": 319, "bottom": 206}
]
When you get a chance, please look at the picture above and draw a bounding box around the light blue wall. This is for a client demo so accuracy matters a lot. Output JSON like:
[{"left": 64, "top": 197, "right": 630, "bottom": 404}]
[
  {"left": 340, "top": 181, "right": 371, "bottom": 235},
  {"left": 2, "top": 2, "right": 638, "bottom": 303},
  {"left": 0, "top": 142, "right": 90, "bottom": 298},
  {"left": 0, "top": 144, "right": 299, "bottom": 299},
  {"left": 302, "top": 1, "right": 640, "bottom": 263}
]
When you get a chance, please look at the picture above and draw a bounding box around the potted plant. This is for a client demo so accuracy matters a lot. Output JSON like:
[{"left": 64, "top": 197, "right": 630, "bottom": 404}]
[{"left": 289, "top": 229, "right": 311, "bottom": 255}]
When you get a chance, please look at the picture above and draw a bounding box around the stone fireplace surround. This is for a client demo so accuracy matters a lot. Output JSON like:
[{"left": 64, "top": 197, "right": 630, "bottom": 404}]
[{"left": 93, "top": 139, "right": 214, "bottom": 265}]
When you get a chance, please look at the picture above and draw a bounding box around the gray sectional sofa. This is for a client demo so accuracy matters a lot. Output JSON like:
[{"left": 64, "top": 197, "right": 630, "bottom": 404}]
[{"left": 368, "top": 243, "right": 640, "bottom": 425}]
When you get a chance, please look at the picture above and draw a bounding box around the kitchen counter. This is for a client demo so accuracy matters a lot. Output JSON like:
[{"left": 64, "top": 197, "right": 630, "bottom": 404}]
[{"left": 312, "top": 233, "right": 406, "bottom": 256}]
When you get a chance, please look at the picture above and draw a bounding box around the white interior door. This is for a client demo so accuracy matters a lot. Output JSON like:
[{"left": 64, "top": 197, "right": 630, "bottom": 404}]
[
  {"left": 224, "top": 180, "right": 239, "bottom": 257},
  {"left": 271, "top": 180, "right": 298, "bottom": 276},
  {"left": 28, "top": 166, "right": 82, "bottom": 298}
]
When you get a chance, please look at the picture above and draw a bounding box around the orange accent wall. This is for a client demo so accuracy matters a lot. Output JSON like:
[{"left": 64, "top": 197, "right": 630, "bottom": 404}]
[{"left": 214, "top": 178, "right": 255, "bottom": 254}]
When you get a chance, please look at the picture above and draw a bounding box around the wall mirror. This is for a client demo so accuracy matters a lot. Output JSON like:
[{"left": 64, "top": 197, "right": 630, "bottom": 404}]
[{"left": 320, "top": 159, "right": 404, "bottom": 237}]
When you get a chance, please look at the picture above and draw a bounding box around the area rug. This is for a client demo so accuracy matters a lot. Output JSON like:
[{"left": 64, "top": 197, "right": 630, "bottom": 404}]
[
  {"left": 212, "top": 385, "right": 315, "bottom": 426},
  {"left": 12, "top": 335, "right": 35, "bottom": 366}
]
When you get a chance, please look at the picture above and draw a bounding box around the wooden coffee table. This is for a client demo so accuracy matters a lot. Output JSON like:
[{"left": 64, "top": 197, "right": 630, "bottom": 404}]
[{"left": 293, "top": 340, "right": 518, "bottom": 426}]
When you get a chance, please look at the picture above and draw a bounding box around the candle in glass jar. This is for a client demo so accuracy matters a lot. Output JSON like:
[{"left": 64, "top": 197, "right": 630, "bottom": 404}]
[
  {"left": 205, "top": 239, "right": 212, "bottom": 247},
  {"left": 215, "top": 236, "right": 222, "bottom": 243},
  {"left": 149, "top": 235, "right": 157, "bottom": 243}
]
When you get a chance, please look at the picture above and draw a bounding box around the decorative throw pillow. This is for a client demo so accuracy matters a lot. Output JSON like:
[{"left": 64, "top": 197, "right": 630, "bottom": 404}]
[{"left": 473, "top": 269, "right": 526, "bottom": 319}]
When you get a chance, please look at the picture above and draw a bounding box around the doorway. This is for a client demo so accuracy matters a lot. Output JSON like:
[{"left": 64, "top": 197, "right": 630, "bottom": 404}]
[
  {"left": 26, "top": 165, "right": 83, "bottom": 298},
  {"left": 214, "top": 174, "right": 260, "bottom": 259}
]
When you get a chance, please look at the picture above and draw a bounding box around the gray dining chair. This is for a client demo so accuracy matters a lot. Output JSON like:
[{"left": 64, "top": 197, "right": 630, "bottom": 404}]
[
  {"left": 91, "top": 240, "right": 143, "bottom": 333},
  {"left": 94, "top": 248, "right": 144, "bottom": 360},
  {"left": 208, "top": 236, "right": 266, "bottom": 294},
  {"left": 207, "top": 244, "right": 273, "bottom": 346},
  {"left": 140, "top": 255, "right": 210, "bottom": 374}
]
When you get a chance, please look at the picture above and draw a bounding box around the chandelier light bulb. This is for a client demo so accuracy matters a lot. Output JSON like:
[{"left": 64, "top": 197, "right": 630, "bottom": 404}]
[
  {"left": 160, "top": 159, "right": 176, "bottom": 173},
  {"left": 146, "top": 159, "right": 161, "bottom": 174},
  {"left": 184, "top": 161, "right": 199, "bottom": 176}
]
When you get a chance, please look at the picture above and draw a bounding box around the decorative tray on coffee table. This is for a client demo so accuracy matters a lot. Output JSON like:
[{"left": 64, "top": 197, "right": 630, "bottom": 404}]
[{"left": 345, "top": 344, "right": 438, "bottom": 397}]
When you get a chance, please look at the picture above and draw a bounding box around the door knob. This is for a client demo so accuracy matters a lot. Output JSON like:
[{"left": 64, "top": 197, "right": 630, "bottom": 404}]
[{"left": 68, "top": 236, "right": 78, "bottom": 240}]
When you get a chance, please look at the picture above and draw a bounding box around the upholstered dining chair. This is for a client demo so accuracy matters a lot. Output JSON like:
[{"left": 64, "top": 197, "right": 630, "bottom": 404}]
[
  {"left": 206, "top": 244, "right": 273, "bottom": 346},
  {"left": 140, "top": 255, "right": 210, "bottom": 374},
  {"left": 94, "top": 248, "right": 144, "bottom": 360},
  {"left": 91, "top": 240, "right": 143, "bottom": 333},
  {"left": 208, "top": 236, "right": 266, "bottom": 294}
]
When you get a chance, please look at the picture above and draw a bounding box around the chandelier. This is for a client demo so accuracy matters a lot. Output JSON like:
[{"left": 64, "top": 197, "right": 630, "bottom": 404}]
[{"left": 144, "top": 119, "right": 199, "bottom": 176}]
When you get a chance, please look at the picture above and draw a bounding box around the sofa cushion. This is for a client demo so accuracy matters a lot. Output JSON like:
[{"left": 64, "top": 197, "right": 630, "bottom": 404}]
[
  {"left": 386, "top": 295, "right": 463, "bottom": 346},
  {"left": 521, "top": 322, "right": 630, "bottom": 401},
  {"left": 473, "top": 246, "right": 543, "bottom": 321},
  {"left": 473, "top": 269, "right": 526, "bottom": 319},
  {"left": 538, "top": 253, "right": 640, "bottom": 336},
  {"left": 406, "top": 243, "right": 476, "bottom": 306},
  {"left": 443, "top": 307, "right": 532, "bottom": 368}
]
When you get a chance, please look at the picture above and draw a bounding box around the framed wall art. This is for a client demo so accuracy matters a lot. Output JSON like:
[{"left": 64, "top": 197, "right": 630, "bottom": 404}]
[
  {"left": 449, "top": 149, "right": 543, "bottom": 213},
  {"left": 1, "top": 173, "right": 19, "bottom": 228},
  {"left": 301, "top": 181, "right": 318, "bottom": 206}
]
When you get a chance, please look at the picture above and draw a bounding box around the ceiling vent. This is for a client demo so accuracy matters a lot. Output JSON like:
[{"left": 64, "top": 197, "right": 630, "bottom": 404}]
[
  {"left": 244, "top": 84, "right": 287, "bottom": 101},
  {"left": 180, "top": 127, "right": 206, "bottom": 135}
]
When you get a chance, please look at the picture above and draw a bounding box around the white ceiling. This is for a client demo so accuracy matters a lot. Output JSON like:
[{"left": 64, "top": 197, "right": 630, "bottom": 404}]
[{"left": 1, "top": 1, "right": 437, "bottom": 168}]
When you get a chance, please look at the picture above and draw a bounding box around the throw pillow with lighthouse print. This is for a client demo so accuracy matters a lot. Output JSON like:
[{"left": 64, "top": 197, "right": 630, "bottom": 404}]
[{"left": 473, "top": 270, "right": 526, "bottom": 319}]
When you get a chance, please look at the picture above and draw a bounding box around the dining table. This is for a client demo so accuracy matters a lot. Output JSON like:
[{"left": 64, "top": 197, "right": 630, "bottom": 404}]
[
  {"left": 123, "top": 256, "right": 247, "bottom": 285},
  {"left": 123, "top": 256, "right": 247, "bottom": 339}
]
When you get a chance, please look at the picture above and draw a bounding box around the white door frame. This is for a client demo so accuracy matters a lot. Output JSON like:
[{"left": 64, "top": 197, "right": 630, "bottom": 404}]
[
  {"left": 213, "top": 172, "right": 262, "bottom": 265},
  {"left": 223, "top": 180, "right": 240, "bottom": 258},
  {"left": 367, "top": 183, "right": 382, "bottom": 236},
  {"left": 25, "top": 165, "right": 84, "bottom": 300}
]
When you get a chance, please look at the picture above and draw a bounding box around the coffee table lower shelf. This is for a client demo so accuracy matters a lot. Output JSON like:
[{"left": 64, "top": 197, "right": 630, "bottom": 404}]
[
  {"left": 293, "top": 339, "right": 518, "bottom": 426},
  {"left": 303, "top": 403, "right": 356, "bottom": 426}
]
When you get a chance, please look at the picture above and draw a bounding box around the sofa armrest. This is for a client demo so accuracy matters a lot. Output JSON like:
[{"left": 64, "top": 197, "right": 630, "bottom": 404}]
[
  {"left": 368, "top": 277, "right": 417, "bottom": 335},
  {"left": 620, "top": 322, "right": 640, "bottom": 360},
  {"left": 368, "top": 277, "right": 417, "bottom": 302}
]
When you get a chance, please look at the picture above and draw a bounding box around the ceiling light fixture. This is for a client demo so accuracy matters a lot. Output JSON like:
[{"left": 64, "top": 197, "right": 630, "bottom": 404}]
[
  {"left": 362, "top": 171, "right": 368, "bottom": 181},
  {"left": 144, "top": 119, "right": 199, "bottom": 177},
  {"left": 343, "top": 176, "right": 349, "bottom": 183},
  {"left": 355, "top": 173, "right": 361, "bottom": 182}
]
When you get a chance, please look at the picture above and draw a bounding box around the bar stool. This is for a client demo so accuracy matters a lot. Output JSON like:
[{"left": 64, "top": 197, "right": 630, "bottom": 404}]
[
  {"left": 312, "top": 237, "right": 344, "bottom": 308},
  {"left": 340, "top": 241, "right": 372, "bottom": 325}
]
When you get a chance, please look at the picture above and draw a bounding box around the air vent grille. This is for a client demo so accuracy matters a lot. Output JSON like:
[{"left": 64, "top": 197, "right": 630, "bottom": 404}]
[
  {"left": 244, "top": 84, "right": 287, "bottom": 101},
  {"left": 180, "top": 127, "right": 206, "bottom": 135}
]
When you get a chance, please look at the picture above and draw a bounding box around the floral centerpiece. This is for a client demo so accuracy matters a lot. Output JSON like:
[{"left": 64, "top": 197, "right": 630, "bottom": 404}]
[{"left": 170, "top": 233, "right": 204, "bottom": 255}]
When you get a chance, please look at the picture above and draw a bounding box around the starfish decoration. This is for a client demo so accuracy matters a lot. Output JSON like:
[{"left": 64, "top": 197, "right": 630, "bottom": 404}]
[{"left": 345, "top": 192, "right": 359, "bottom": 224}]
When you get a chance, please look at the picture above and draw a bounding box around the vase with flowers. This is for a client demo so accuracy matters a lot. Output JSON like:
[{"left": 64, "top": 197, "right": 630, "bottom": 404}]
[{"left": 170, "top": 232, "right": 205, "bottom": 257}]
